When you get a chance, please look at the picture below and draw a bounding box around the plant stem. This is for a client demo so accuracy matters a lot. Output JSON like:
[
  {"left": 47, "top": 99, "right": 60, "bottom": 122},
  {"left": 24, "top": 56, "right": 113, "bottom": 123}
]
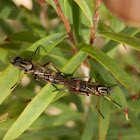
[
  {"left": 89, "top": 0, "right": 102, "bottom": 45},
  {"left": 54, "top": 0, "right": 77, "bottom": 52}
]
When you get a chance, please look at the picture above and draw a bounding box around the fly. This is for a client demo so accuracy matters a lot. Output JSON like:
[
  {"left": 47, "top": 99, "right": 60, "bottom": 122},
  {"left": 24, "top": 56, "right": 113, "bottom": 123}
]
[{"left": 10, "top": 52, "right": 121, "bottom": 119}]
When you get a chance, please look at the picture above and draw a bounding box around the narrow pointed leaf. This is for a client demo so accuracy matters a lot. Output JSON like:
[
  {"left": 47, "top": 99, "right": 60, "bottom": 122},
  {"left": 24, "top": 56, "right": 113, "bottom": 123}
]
[
  {"left": 81, "top": 108, "right": 94, "bottom": 140},
  {"left": 101, "top": 26, "right": 140, "bottom": 53},
  {"left": 81, "top": 45, "right": 138, "bottom": 98},
  {"left": 99, "top": 31, "right": 140, "bottom": 51},
  {"left": 74, "top": 0, "right": 93, "bottom": 26},
  {"left": 3, "top": 84, "right": 57, "bottom": 140},
  {"left": 98, "top": 97, "right": 110, "bottom": 140}
]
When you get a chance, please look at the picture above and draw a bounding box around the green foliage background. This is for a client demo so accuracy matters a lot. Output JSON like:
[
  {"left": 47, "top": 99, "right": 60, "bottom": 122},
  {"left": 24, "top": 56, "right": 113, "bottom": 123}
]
[{"left": 0, "top": 0, "right": 140, "bottom": 140}]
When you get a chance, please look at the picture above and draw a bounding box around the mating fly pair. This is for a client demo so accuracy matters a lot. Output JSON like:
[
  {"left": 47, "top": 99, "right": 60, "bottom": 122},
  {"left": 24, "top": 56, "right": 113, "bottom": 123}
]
[{"left": 10, "top": 48, "right": 122, "bottom": 119}]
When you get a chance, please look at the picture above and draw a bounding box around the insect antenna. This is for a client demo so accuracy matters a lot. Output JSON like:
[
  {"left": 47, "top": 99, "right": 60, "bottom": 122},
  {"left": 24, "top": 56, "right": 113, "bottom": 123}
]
[
  {"left": 103, "top": 95, "right": 122, "bottom": 108},
  {"left": 31, "top": 45, "right": 47, "bottom": 60}
]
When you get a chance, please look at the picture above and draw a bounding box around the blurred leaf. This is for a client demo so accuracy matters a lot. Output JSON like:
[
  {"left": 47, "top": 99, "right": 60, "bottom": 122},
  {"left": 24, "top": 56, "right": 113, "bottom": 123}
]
[
  {"left": 0, "top": 65, "right": 23, "bottom": 105},
  {"left": 19, "top": 126, "right": 79, "bottom": 139},
  {"left": 98, "top": 22, "right": 114, "bottom": 33},
  {"left": 0, "top": 48, "right": 9, "bottom": 61},
  {"left": 129, "top": 108, "right": 140, "bottom": 135},
  {"left": 81, "top": 108, "right": 94, "bottom": 140},
  {"left": 0, "top": 0, "right": 25, "bottom": 20},
  {"left": 74, "top": 0, "right": 93, "bottom": 26},
  {"left": 107, "top": 127, "right": 140, "bottom": 140},
  {"left": 110, "top": 17, "right": 124, "bottom": 32},
  {"left": 3, "top": 84, "right": 57, "bottom": 140},
  {"left": 128, "top": 98, "right": 140, "bottom": 111},
  {"left": 0, "top": 112, "right": 82, "bottom": 129},
  {"left": 98, "top": 97, "right": 110, "bottom": 140},
  {"left": 9, "top": 31, "right": 40, "bottom": 43},
  {"left": 0, "top": 99, "right": 31, "bottom": 122},
  {"left": 30, "top": 112, "right": 83, "bottom": 128},
  {"left": 81, "top": 45, "right": 138, "bottom": 98},
  {"left": 64, "top": 0, "right": 73, "bottom": 24},
  {"left": 0, "top": 19, "right": 14, "bottom": 35},
  {"left": 0, "top": 60, "right": 8, "bottom": 71},
  {"left": 72, "top": 1, "right": 81, "bottom": 42}
]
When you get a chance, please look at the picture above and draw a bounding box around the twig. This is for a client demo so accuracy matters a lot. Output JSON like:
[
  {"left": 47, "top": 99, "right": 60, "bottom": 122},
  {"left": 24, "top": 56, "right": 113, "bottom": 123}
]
[
  {"left": 89, "top": 0, "right": 102, "bottom": 45},
  {"left": 54, "top": 0, "right": 77, "bottom": 52}
]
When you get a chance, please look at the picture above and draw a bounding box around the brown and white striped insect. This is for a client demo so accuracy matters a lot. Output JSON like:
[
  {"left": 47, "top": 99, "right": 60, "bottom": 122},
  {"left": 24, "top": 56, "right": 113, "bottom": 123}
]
[{"left": 10, "top": 56, "right": 121, "bottom": 118}]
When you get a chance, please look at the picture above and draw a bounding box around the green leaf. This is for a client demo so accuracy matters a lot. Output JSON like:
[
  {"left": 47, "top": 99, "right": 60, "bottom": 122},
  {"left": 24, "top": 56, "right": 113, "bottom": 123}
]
[
  {"left": 74, "top": 0, "right": 93, "bottom": 27},
  {"left": 0, "top": 48, "right": 9, "bottom": 61},
  {"left": 0, "top": 33, "right": 67, "bottom": 105},
  {"left": 3, "top": 84, "right": 57, "bottom": 140},
  {"left": 97, "top": 22, "right": 140, "bottom": 53},
  {"left": 129, "top": 108, "right": 140, "bottom": 135},
  {"left": 128, "top": 98, "right": 140, "bottom": 111},
  {"left": 0, "top": 101, "right": 28, "bottom": 120},
  {"left": 19, "top": 126, "right": 79, "bottom": 139},
  {"left": 81, "top": 108, "right": 94, "bottom": 140},
  {"left": 98, "top": 97, "right": 110, "bottom": 140},
  {"left": 0, "top": 65, "right": 23, "bottom": 105},
  {"left": 98, "top": 31, "right": 140, "bottom": 51},
  {"left": 0, "top": 1, "right": 24, "bottom": 20},
  {"left": 81, "top": 45, "right": 138, "bottom": 98},
  {"left": 9, "top": 31, "right": 40, "bottom": 43},
  {"left": 26, "top": 33, "right": 67, "bottom": 53},
  {"left": 0, "top": 19, "right": 14, "bottom": 35},
  {"left": 102, "top": 26, "right": 140, "bottom": 53},
  {"left": 30, "top": 112, "right": 82, "bottom": 128},
  {"left": 64, "top": 0, "right": 73, "bottom": 24}
]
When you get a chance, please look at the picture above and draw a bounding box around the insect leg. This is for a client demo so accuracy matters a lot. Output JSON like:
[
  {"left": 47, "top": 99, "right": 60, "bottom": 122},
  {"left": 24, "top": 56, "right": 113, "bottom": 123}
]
[
  {"left": 35, "top": 76, "right": 59, "bottom": 91},
  {"left": 31, "top": 45, "right": 47, "bottom": 60},
  {"left": 96, "top": 96, "right": 105, "bottom": 119},
  {"left": 43, "top": 62, "right": 73, "bottom": 78},
  {"left": 34, "top": 76, "right": 48, "bottom": 83}
]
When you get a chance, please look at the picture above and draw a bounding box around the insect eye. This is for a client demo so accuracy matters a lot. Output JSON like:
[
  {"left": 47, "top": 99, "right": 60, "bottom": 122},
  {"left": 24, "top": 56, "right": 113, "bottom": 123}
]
[{"left": 15, "top": 57, "right": 22, "bottom": 62}]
